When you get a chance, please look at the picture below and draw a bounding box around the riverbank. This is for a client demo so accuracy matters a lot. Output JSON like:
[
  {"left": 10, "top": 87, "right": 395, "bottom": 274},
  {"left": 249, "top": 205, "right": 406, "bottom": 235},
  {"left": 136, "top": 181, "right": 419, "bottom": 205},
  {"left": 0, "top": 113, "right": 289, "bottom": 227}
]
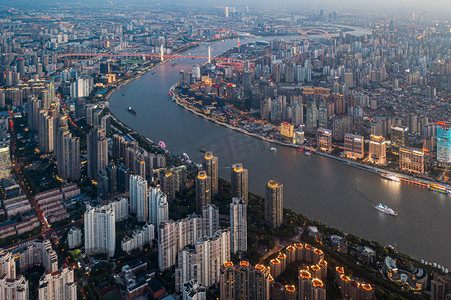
[{"left": 170, "top": 85, "right": 451, "bottom": 194}]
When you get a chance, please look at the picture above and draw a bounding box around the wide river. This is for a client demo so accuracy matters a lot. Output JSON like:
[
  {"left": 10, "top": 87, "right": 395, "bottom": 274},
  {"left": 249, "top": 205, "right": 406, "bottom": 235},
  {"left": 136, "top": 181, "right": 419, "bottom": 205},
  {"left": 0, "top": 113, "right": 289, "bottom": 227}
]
[{"left": 109, "top": 34, "right": 451, "bottom": 268}]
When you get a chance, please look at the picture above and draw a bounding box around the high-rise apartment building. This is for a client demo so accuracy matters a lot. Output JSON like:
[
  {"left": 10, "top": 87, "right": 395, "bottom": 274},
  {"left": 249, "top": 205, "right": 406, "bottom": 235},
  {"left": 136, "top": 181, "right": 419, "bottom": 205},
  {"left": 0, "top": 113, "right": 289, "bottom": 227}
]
[
  {"left": 129, "top": 175, "right": 148, "bottom": 222},
  {"left": 230, "top": 198, "right": 247, "bottom": 253},
  {"left": 0, "top": 249, "right": 15, "bottom": 278},
  {"left": 149, "top": 186, "right": 168, "bottom": 227},
  {"left": 298, "top": 270, "right": 326, "bottom": 300},
  {"left": 220, "top": 261, "right": 271, "bottom": 300},
  {"left": 38, "top": 110, "right": 54, "bottom": 153},
  {"left": 175, "top": 229, "right": 231, "bottom": 292},
  {"left": 196, "top": 171, "right": 211, "bottom": 214},
  {"left": 0, "top": 275, "right": 29, "bottom": 300},
  {"left": 67, "top": 227, "right": 82, "bottom": 249},
  {"left": 161, "top": 169, "right": 176, "bottom": 201},
  {"left": 38, "top": 266, "right": 77, "bottom": 300},
  {"left": 84, "top": 205, "right": 116, "bottom": 257},
  {"left": 56, "top": 130, "right": 80, "bottom": 181},
  {"left": 231, "top": 163, "right": 248, "bottom": 202},
  {"left": 344, "top": 133, "right": 364, "bottom": 160},
  {"left": 203, "top": 151, "right": 218, "bottom": 195},
  {"left": 19, "top": 240, "right": 58, "bottom": 273},
  {"left": 265, "top": 179, "right": 283, "bottom": 228},
  {"left": 87, "top": 127, "right": 108, "bottom": 179},
  {"left": 368, "top": 135, "right": 386, "bottom": 165}
]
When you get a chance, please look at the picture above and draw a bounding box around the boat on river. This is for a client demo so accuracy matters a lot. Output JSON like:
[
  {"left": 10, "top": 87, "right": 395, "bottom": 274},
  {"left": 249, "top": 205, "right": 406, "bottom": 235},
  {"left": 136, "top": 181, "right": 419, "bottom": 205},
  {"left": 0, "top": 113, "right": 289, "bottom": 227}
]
[{"left": 375, "top": 204, "right": 398, "bottom": 216}]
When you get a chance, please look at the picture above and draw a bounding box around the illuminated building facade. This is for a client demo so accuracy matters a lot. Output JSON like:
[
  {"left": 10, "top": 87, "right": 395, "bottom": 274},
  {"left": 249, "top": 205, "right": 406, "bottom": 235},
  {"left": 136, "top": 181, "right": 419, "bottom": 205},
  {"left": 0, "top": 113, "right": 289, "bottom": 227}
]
[
  {"left": 317, "top": 128, "right": 332, "bottom": 153},
  {"left": 399, "top": 147, "right": 424, "bottom": 174},
  {"left": 344, "top": 133, "right": 364, "bottom": 160},
  {"left": 437, "top": 121, "right": 451, "bottom": 166},
  {"left": 280, "top": 122, "right": 294, "bottom": 138},
  {"left": 368, "top": 135, "right": 386, "bottom": 165}
]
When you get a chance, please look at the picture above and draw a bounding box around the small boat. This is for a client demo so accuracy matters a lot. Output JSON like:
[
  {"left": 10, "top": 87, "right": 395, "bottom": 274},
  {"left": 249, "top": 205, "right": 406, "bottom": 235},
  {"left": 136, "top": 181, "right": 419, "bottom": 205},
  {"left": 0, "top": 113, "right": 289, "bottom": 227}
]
[
  {"left": 270, "top": 147, "right": 277, "bottom": 151},
  {"left": 128, "top": 107, "right": 136, "bottom": 115},
  {"left": 305, "top": 151, "right": 312, "bottom": 156},
  {"left": 375, "top": 203, "right": 398, "bottom": 216},
  {"left": 381, "top": 173, "right": 400, "bottom": 182}
]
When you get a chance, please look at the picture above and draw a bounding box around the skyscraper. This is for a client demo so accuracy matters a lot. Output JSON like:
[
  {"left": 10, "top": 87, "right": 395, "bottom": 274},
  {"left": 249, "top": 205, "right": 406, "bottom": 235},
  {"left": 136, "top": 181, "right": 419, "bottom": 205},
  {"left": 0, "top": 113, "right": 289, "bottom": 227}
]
[
  {"left": 265, "top": 179, "right": 283, "bottom": 228},
  {"left": 149, "top": 186, "right": 168, "bottom": 226},
  {"left": 38, "top": 110, "right": 54, "bottom": 153},
  {"left": 220, "top": 261, "right": 271, "bottom": 300},
  {"left": 56, "top": 130, "right": 80, "bottom": 181},
  {"left": 161, "top": 169, "right": 176, "bottom": 201},
  {"left": 203, "top": 151, "right": 218, "bottom": 195},
  {"left": 437, "top": 121, "right": 451, "bottom": 167},
  {"left": 84, "top": 204, "right": 116, "bottom": 257},
  {"left": 129, "top": 175, "right": 148, "bottom": 222},
  {"left": 230, "top": 198, "right": 247, "bottom": 253},
  {"left": 231, "top": 163, "right": 248, "bottom": 202},
  {"left": 87, "top": 127, "right": 108, "bottom": 179},
  {"left": 196, "top": 170, "right": 211, "bottom": 214}
]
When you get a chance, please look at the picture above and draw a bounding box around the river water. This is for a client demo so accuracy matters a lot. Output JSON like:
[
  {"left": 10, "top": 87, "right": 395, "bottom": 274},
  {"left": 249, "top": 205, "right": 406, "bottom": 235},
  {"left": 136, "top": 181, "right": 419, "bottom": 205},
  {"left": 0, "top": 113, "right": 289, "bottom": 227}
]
[{"left": 109, "top": 34, "right": 451, "bottom": 268}]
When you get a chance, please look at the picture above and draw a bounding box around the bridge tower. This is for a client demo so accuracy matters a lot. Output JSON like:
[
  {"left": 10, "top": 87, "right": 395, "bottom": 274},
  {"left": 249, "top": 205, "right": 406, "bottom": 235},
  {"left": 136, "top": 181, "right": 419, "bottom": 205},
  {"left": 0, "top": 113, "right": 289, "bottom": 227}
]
[
  {"left": 208, "top": 46, "right": 211, "bottom": 64},
  {"left": 160, "top": 44, "right": 164, "bottom": 62}
]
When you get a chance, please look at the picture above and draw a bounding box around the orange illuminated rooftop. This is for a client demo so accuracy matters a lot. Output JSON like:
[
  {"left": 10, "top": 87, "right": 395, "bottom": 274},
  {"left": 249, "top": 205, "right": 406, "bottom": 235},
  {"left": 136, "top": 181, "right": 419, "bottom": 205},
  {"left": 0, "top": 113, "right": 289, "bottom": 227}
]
[
  {"left": 269, "top": 274, "right": 274, "bottom": 282},
  {"left": 239, "top": 261, "right": 250, "bottom": 267},
  {"left": 340, "top": 275, "right": 351, "bottom": 282},
  {"left": 304, "top": 244, "right": 312, "bottom": 250},
  {"left": 314, "top": 249, "right": 323, "bottom": 255},
  {"left": 312, "top": 278, "right": 324, "bottom": 288},
  {"left": 299, "top": 270, "right": 311, "bottom": 279},
  {"left": 286, "top": 245, "right": 295, "bottom": 252},
  {"left": 318, "top": 260, "right": 327, "bottom": 267},
  {"left": 223, "top": 261, "right": 234, "bottom": 268},
  {"left": 268, "top": 179, "right": 278, "bottom": 188},
  {"left": 270, "top": 259, "right": 280, "bottom": 265},
  {"left": 294, "top": 243, "right": 303, "bottom": 249},
  {"left": 310, "top": 265, "right": 320, "bottom": 272},
  {"left": 232, "top": 163, "right": 243, "bottom": 172},
  {"left": 255, "top": 264, "right": 266, "bottom": 271},
  {"left": 204, "top": 151, "right": 213, "bottom": 160},
  {"left": 278, "top": 253, "right": 286, "bottom": 260},
  {"left": 285, "top": 285, "right": 296, "bottom": 292},
  {"left": 336, "top": 266, "right": 344, "bottom": 274},
  {"left": 197, "top": 170, "right": 207, "bottom": 180},
  {"left": 362, "top": 284, "right": 372, "bottom": 291}
]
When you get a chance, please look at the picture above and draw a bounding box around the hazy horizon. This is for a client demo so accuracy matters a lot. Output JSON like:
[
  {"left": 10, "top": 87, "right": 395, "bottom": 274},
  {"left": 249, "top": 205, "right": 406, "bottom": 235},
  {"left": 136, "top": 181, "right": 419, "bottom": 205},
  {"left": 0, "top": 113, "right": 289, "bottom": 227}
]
[{"left": 2, "top": 0, "right": 451, "bottom": 15}]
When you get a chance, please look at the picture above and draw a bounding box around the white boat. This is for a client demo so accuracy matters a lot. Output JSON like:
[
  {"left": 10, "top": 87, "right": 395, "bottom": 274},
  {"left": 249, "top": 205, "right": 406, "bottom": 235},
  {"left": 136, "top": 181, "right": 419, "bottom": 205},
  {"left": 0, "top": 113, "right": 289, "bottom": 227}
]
[
  {"left": 270, "top": 147, "right": 277, "bottom": 151},
  {"left": 381, "top": 173, "right": 401, "bottom": 182},
  {"left": 305, "top": 151, "right": 312, "bottom": 156},
  {"left": 375, "top": 203, "right": 398, "bottom": 216}
]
